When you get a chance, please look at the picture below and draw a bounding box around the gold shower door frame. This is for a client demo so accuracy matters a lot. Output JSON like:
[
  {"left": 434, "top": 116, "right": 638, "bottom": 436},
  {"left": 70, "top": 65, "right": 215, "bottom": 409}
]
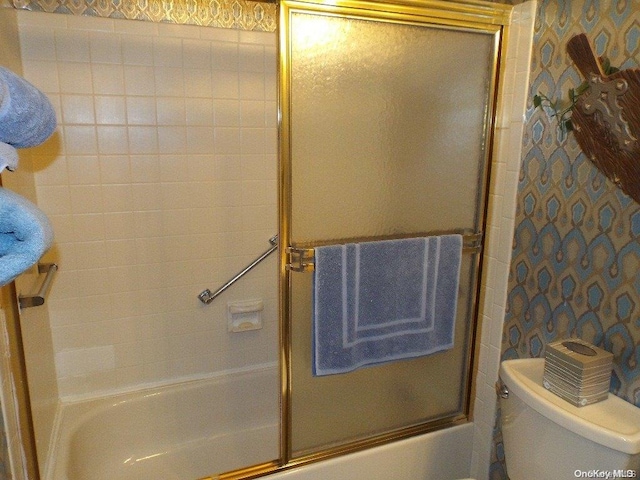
[
  {"left": 278, "top": 0, "right": 510, "bottom": 471},
  {"left": 0, "top": 1, "right": 512, "bottom": 480}
]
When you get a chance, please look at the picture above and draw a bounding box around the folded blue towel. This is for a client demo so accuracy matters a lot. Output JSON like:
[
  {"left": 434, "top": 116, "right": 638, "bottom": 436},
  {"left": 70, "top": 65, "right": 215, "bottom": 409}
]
[
  {"left": 0, "top": 141, "right": 18, "bottom": 172},
  {"left": 0, "top": 66, "right": 56, "bottom": 149},
  {"left": 0, "top": 188, "right": 54, "bottom": 286},
  {"left": 313, "top": 235, "right": 462, "bottom": 376}
]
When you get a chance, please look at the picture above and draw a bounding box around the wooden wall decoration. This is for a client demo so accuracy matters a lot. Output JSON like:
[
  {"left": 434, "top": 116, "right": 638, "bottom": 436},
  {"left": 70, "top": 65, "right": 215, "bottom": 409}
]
[{"left": 567, "top": 34, "right": 640, "bottom": 204}]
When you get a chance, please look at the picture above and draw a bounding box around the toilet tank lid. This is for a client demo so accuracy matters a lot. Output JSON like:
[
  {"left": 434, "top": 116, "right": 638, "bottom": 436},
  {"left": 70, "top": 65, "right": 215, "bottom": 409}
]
[{"left": 500, "top": 358, "right": 640, "bottom": 455}]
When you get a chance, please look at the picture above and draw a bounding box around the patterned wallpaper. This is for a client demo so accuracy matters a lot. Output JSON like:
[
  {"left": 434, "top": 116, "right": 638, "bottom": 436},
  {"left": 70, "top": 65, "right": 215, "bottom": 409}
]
[
  {"left": 493, "top": 0, "right": 640, "bottom": 477},
  {"left": 11, "top": 0, "right": 276, "bottom": 30},
  {"left": 505, "top": 0, "right": 640, "bottom": 406},
  {"left": 3, "top": 0, "right": 638, "bottom": 478}
]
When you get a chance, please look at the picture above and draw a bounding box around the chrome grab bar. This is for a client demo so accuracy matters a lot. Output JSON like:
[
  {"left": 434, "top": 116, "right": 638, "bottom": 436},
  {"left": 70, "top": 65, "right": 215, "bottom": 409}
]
[
  {"left": 198, "top": 235, "right": 278, "bottom": 305},
  {"left": 19, "top": 262, "right": 58, "bottom": 309}
]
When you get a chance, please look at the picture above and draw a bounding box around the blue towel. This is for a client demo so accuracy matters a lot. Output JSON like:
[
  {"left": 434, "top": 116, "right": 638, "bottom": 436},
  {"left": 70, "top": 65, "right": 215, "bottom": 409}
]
[
  {"left": 313, "top": 235, "right": 462, "bottom": 376},
  {"left": 0, "top": 188, "right": 54, "bottom": 286},
  {"left": 0, "top": 141, "right": 18, "bottom": 173},
  {"left": 0, "top": 66, "right": 56, "bottom": 149}
]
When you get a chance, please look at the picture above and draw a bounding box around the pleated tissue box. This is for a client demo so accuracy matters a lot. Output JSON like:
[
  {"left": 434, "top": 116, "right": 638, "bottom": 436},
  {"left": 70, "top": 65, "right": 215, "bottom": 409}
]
[{"left": 543, "top": 339, "right": 613, "bottom": 407}]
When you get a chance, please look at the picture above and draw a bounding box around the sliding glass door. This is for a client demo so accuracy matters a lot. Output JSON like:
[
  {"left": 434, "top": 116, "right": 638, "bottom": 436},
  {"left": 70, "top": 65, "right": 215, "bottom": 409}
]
[{"left": 280, "top": 0, "right": 503, "bottom": 458}]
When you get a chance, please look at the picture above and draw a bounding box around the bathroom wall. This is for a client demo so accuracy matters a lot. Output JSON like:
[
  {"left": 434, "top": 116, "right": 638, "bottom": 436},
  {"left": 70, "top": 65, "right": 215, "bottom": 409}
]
[
  {"left": 492, "top": 0, "right": 640, "bottom": 477},
  {"left": 469, "top": 2, "right": 535, "bottom": 479},
  {"left": 0, "top": 2, "right": 539, "bottom": 480},
  {"left": 12, "top": 10, "right": 278, "bottom": 400},
  {"left": 1, "top": 6, "right": 59, "bottom": 479}
]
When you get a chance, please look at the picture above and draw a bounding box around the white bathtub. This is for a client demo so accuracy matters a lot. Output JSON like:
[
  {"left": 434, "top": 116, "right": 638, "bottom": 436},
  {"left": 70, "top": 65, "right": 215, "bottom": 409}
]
[
  {"left": 47, "top": 365, "right": 280, "bottom": 480},
  {"left": 46, "top": 365, "right": 474, "bottom": 480},
  {"left": 263, "top": 423, "right": 474, "bottom": 480}
]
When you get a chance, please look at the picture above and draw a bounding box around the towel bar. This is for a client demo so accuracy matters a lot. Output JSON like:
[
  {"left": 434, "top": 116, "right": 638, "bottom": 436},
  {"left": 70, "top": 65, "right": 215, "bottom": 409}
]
[
  {"left": 18, "top": 262, "right": 58, "bottom": 309},
  {"left": 198, "top": 235, "right": 278, "bottom": 305},
  {"left": 286, "top": 231, "right": 483, "bottom": 272}
]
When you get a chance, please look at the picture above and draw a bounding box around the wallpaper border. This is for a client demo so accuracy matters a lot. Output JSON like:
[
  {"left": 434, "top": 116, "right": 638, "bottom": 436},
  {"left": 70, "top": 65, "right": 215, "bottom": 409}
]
[{"left": 11, "top": 0, "right": 277, "bottom": 31}]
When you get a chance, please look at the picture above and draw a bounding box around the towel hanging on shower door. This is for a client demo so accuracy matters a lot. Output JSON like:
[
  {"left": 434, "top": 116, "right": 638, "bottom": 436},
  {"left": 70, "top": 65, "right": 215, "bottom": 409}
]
[{"left": 312, "top": 235, "right": 462, "bottom": 376}]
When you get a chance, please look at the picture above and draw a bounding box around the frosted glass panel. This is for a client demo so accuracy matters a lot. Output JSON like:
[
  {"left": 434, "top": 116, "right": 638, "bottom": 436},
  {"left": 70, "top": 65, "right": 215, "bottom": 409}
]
[
  {"left": 286, "top": 9, "right": 499, "bottom": 456},
  {"left": 290, "top": 256, "right": 476, "bottom": 453},
  {"left": 290, "top": 13, "right": 495, "bottom": 243}
]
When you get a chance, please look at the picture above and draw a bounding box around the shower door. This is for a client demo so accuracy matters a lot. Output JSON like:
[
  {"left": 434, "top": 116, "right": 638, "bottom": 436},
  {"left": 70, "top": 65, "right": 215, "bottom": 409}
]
[{"left": 279, "top": 0, "right": 504, "bottom": 459}]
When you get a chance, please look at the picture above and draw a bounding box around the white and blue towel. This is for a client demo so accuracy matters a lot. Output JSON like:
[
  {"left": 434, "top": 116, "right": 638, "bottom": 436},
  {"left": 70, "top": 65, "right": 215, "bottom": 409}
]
[
  {"left": 0, "top": 141, "right": 18, "bottom": 173},
  {"left": 0, "top": 66, "right": 56, "bottom": 172},
  {"left": 313, "top": 235, "right": 462, "bottom": 376},
  {"left": 0, "top": 188, "right": 54, "bottom": 286}
]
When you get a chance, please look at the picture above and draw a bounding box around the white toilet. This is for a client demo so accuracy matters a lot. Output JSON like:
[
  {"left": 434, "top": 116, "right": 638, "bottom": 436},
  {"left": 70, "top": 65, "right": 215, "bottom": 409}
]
[{"left": 499, "top": 358, "right": 640, "bottom": 480}]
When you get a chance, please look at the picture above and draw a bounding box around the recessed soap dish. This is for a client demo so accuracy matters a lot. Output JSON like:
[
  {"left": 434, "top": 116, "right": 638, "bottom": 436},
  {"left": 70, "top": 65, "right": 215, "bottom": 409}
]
[{"left": 227, "top": 299, "right": 263, "bottom": 332}]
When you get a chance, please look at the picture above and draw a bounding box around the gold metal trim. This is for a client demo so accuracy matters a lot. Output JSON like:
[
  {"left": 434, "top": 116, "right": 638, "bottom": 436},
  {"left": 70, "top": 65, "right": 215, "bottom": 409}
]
[
  {"left": 464, "top": 18, "right": 509, "bottom": 423},
  {"left": 200, "top": 460, "right": 280, "bottom": 480},
  {"left": 284, "top": 414, "right": 469, "bottom": 470},
  {"left": 281, "top": 0, "right": 510, "bottom": 31},
  {"left": 290, "top": 230, "right": 484, "bottom": 249},
  {"left": 286, "top": 231, "right": 485, "bottom": 272},
  {"left": 464, "top": 11, "right": 513, "bottom": 422},
  {"left": 204, "top": 414, "right": 468, "bottom": 479},
  {"left": 0, "top": 175, "right": 40, "bottom": 480},
  {"left": 278, "top": 0, "right": 293, "bottom": 463},
  {"left": 279, "top": 0, "right": 510, "bottom": 471}
]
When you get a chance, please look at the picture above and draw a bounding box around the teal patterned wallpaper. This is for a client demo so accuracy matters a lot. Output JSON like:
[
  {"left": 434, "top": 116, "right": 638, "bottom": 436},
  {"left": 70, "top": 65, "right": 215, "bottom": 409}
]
[
  {"left": 493, "top": 0, "right": 640, "bottom": 477},
  {"left": 2, "top": 1, "right": 637, "bottom": 479},
  {"left": 505, "top": 0, "right": 640, "bottom": 406}
]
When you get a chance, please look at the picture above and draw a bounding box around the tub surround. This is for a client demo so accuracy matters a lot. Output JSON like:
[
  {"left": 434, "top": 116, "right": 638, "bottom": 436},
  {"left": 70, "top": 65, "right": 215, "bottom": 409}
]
[
  {"left": 0, "top": 2, "right": 537, "bottom": 480},
  {"left": 12, "top": 10, "right": 279, "bottom": 401}
]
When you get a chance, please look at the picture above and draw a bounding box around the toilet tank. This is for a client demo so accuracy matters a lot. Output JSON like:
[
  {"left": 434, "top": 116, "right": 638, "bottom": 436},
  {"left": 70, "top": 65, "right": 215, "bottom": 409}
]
[{"left": 499, "top": 358, "right": 640, "bottom": 480}]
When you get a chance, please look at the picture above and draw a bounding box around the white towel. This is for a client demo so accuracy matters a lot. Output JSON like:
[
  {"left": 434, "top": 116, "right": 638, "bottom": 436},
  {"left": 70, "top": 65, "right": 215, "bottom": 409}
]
[{"left": 0, "top": 141, "right": 18, "bottom": 173}]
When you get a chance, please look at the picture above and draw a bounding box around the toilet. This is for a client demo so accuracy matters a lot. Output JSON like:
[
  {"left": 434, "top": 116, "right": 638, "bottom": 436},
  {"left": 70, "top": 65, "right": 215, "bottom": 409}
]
[{"left": 499, "top": 358, "right": 640, "bottom": 480}]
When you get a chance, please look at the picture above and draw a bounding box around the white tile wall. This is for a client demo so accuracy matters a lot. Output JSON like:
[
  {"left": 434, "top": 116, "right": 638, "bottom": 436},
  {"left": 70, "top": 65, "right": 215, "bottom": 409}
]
[
  {"left": 16, "top": 11, "right": 278, "bottom": 400},
  {"left": 1, "top": 7, "right": 61, "bottom": 478},
  {"left": 470, "top": 2, "right": 537, "bottom": 479},
  {"left": 10, "top": 7, "right": 535, "bottom": 470}
]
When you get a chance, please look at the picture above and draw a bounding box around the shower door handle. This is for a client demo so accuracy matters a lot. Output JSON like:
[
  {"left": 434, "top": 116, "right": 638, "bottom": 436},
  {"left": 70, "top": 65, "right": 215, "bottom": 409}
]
[{"left": 18, "top": 262, "right": 58, "bottom": 309}]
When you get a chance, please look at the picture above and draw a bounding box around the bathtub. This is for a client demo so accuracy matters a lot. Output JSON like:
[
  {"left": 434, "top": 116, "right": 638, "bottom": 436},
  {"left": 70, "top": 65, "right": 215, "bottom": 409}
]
[
  {"left": 46, "top": 364, "right": 474, "bottom": 480},
  {"left": 47, "top": 365, "right": 280, "bottom": 480},
  {"left": 263, "top": 423, "right": 474, "bottom": 480}
]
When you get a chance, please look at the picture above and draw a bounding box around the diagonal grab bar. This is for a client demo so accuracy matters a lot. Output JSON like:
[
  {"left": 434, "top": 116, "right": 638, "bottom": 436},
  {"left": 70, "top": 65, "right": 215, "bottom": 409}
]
[{"left": 198, "top": 235, "right": 278, "bottom": 305}]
